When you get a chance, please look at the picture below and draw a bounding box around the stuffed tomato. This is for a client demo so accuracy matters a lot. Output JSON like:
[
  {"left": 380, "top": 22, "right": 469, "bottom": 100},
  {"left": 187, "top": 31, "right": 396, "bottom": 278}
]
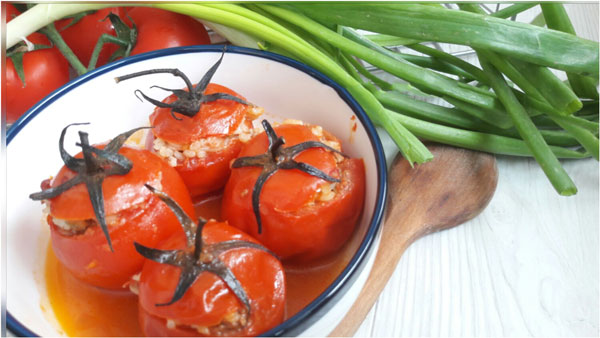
[
  {"left": 134, "top": 186, "right": 285, "bottom": 337},
  {"left": 115, "top": 50, "right": 263, "bottom": 197},
  {"left": 222, "top": 119, "right": 366, "bottom": 262},
  {"left": 31, "top": 124, "right": 195, "bottom": 289}
]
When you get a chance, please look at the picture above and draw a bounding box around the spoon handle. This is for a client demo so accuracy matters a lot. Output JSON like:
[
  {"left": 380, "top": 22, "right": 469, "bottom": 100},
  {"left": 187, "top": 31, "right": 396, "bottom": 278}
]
[
  {"left": 329, "top": 144, "right": 498, "bottom": 336},
  {"left": 328, "top": 219, "right": 419, "bottom": 336}
]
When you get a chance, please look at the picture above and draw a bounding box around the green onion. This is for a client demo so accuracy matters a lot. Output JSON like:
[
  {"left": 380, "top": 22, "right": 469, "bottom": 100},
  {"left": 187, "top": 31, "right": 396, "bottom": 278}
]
[
  {"left": 475, "top": 49, "right": 545, "bottom": 102},
  {"left": 549, "top": 115, "right": 599, "bottom": 160},
  {"left": 390, "top": 111, "right": 589, "bottom": 160},
  {"left": 490, "top": 3, "right": 538, "bottom": 19},
  {"left": 340, "top": 27, "right": 475, "bottom": 81},
  {"left": 547, "top": 112, "right": 599, "bottom": 133},
  {"left": 443, "top": 96, "right": 513, "bottom": 129},
  {"left": 290, "top": 3, "right": 599, "bottom": 76},
  {"left": 532, "top": 112, "right": 600, "bottom": 130},
  {"left": 406, "top": 43, "right": 487, "bottom": 84},
  {"left": 374, "top": 90, "right": 480, "bottom": 129},
  {"left": 257, "top": 4, "right": 506, "bottom": 117},
  {"left": 375, "top": 90, "right": 581, "bottom": 147},
  {"left": 508, "top": 57, "right": 582, "bottom": 115},
  {"left": 366, "top": 34, "right": 420, "bottom": 47},
  {"left": 459, "top": 3, "right": 582, "bottom": 116},
  {"left": 541, "top": 3, "right": 599, "bottom": 100},
  {"left": 6, "top": 4, "right": 110, "bottom": 48},
  {"left": 478, "top": 56, "right": 577, "bottom": 195},
  {"left": 341, "top": 53, "right": 393, "bottom": 91},
  {"left": 461, "top": 4, "right": 598, "bottom": 163},
  {"left": 343, "top": 53, "right": 583, "bottom": 149}
]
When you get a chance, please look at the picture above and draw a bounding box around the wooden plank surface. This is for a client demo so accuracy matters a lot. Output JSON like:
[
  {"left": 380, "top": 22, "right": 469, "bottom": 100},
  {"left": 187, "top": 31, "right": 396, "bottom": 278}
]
[{"left": 354, "top": 4, "right": 599, "bottom": 336}]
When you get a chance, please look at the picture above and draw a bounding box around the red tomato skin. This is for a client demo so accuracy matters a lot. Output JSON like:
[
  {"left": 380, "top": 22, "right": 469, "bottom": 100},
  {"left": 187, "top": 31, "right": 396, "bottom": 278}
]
[
  {"left": 222, "top": 124, "right": 366, "bottom": 262},
  {"left": 138, "top": 221, "right": 286, "bottom": 336},
  {"left": 54, "top": 7, "right": 127, "bottom": 68},
  {"left": 148, "top": 83, "right": 252, "bottom": 197},
  {"left": 49, "top": 146, "right": 188, "bottom": 219},
  {"left": 5, "top": 6, "right": 70, "bottom": 125},
  {"left": 47, "top": 146, "right": 195, "bottom": 289},
  {"left": 127, "top": 7, "right": 211, "bottom": 56},
  {"left": 177, "top": 140, "right": 243, "bottom": 197},
  {"left": 150, "top": 84, "right": 248, "bottom": 144},
  {"left": 6, "top": 49, "right": 69, "bottom": 123},
  {"left": 223, "top": 124, "right": 341, "bottom": 212},
  {"left": 6, "top": 4, "right": 68, "bottom": 123},
  {"left": 6, "top": 3, "right": 20, "bottom": 22}
]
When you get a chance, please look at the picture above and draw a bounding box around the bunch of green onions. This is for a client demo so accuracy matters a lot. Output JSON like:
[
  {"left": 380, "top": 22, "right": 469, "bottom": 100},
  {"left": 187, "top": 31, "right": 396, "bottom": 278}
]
[{"left": 7, "top": 3, "right": 599, "bottom": 195}]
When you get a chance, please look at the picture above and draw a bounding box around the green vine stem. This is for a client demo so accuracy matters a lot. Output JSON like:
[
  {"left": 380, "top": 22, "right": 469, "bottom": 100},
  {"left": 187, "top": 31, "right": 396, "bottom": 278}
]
[
  {"left": 38, "top": 24, "right": 87, "bottom": 76},
  {"left": 6, "top": 4, "right": 110, "bottom": 48}
]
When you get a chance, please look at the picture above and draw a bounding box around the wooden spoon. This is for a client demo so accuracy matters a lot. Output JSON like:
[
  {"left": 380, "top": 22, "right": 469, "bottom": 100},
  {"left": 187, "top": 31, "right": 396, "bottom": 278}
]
[{"left": 329, "top": 143, "right": 499, "bottom": 336}]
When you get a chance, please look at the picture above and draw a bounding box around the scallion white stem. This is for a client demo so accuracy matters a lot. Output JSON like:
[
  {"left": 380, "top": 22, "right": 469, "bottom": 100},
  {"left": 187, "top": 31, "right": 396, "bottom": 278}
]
[{"left": 6, "top": 4, "right": 111, "bottom": 48}]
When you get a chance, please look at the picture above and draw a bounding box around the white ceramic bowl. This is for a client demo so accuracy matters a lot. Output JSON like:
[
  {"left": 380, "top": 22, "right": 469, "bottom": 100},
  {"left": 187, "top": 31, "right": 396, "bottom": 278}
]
[{"left": 6, "top": 45, "right": 386, "bottom": 337}]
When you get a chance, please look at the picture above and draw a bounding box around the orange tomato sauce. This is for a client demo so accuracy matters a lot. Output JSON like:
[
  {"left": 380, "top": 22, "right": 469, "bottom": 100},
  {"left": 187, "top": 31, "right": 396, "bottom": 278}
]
[{"left": 45, "top": 193, "right": 360, "bottom": 336}]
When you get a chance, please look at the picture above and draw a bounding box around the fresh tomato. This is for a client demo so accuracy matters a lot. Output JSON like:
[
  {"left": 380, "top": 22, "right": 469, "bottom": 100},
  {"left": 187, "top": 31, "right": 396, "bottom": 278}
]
[
  {"left": 221, "top": 122, "right": 366, "bottom": 262},
  {"left": 6, "top": 3, "right": 20, "bottom": 21},
  {"left": 55, "top": 7, "right": 210, "bottom": 67},
  {"left": 5, "top": 4, "right": 70, "bottom": 124},
  {"left": 44, "top": 144, "right": 195, "bottom": 290},
  {"left": 137, "top": 220, "right": 286, "bottom": 336},
  {"left": 54, "top": 7, "right": 128, "bottom": 68},
  {"left": 148, "top": 83, "right": 260, "bottom": 197},
  {"left": 127, "top": 7, "right": 211, "bottom": 56}
]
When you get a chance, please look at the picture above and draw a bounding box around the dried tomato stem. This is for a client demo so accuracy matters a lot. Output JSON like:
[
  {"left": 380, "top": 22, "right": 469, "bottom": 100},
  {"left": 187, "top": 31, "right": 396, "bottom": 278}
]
[
  {"left": 30, "top": 125, "right": 149, "bottom": 251},
  {"left": 232, "top": 119, "right": 346, "bottom": 234},
  {"left": 135, "top": 185, "right": 277, "bottom": 313},
  {"left": 115, "top": 48, "right": 251, "bottom": 118}
]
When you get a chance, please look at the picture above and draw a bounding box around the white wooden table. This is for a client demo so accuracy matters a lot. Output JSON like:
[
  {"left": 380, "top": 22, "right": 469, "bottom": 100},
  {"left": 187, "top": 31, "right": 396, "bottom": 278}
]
[{"left": 355, "top": 4, "right": 599, "bottom": 337}]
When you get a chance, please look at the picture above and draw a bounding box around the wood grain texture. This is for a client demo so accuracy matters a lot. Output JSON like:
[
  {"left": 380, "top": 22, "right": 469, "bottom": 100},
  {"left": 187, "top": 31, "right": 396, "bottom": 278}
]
[
  {"left": 352, "top": 4, "right": 598, "bottom": 337},
  {"left": 331, "top": 144, "right": 498, "bottom": 336},
  {"left": 355, "top": 155, "right": 598, "bottom": 337}
]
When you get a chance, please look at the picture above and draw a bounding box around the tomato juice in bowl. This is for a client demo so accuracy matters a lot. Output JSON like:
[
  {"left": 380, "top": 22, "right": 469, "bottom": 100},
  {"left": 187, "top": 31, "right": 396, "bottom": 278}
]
[{"left": 6, "top": 45, "right": 386, "bottom": 336}]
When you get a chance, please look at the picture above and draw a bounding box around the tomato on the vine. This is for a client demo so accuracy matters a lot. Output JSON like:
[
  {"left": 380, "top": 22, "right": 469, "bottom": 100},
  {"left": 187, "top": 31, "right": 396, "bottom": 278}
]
[
  {"left": 54, "top": 7, "right": 210, "bottom": 70},
  {"left": 136, "top": 218, "right": 286, "bottom": 337},
  {"left": 54, "top": 7, "right": 128, "bottom": 68},
  {"left": 5, "top": 4, "right": 70, "bottom": 124},
  {"left": 32, "top": 125, "right": 195, "bottom": 289},
  {"left": 127, "top": 7, "right": 211, "bottom": 56},
  {"left": 222, "top": 120, "right": 366, "bottom": 262}
]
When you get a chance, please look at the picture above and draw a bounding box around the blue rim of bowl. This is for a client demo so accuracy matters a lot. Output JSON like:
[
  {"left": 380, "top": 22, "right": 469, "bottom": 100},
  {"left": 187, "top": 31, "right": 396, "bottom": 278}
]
[{"left": 7, "top": 44, "right": 387, "bottom": 337}]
